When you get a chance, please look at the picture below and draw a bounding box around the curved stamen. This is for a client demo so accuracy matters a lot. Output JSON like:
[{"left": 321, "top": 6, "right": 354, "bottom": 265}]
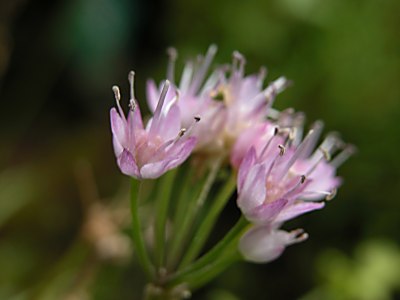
[
  {"left": 277, "top": 121, "right": 323, "bottom": 181},
  {"left": 259, "top": 127, "right": 279, "bottom": 159},
  {"left": 149, "top": 80, "right": 170, "bottom": 136},
  {"left": 112, "top": 85, "right": 126, "bottom": 122},
  {"left": 257, "top": 66, "right": 267, "bottom": 89},
  {"left": 280, "top": 175, "right": 307, "bottom": 200},
  {"left": 167, "top": 47, "right": 178, "bottom": 83},
  {"left": 289, "top": 228, "right": 309, "bottom": 244},
  {"left": 189, "top": 44, "right": 217, "bottom": 95},
  {"left": 179, "top": 61, "right": 194, "bottom": 93},
  {"left": 330, "top": 145, "right": 357, "bottom": 168},
  {"left": 232, "top": 51, "right": 246, "bottom": 76}
]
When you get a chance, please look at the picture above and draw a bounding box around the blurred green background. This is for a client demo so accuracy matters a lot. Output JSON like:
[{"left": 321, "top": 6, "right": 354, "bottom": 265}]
[{"left": 0, "top": 0, "right": 399, "bottom": 299}]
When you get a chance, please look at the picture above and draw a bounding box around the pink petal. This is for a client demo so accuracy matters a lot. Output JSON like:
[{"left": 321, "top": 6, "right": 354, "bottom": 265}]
[
  {"left": 140, "top": 137, "right": 196, "bottom": 179},
  {"left": 153, "top": 104, "right": 181, "bottom": 141},
  {"left": 117, "top": 149, "right": 140, "bottom": 178},
  {"left": 127, "top": 101, "right": 144, "bottom": 133},
  {"left": 231, "top": 124, "right": 265, "bottom": 168},
  {"left": 246, "top": 198, "right": 288, "bottom": 224},
  {"left": 146, "top": 79, "right": 159, "bottom": 112},
  {"left": 274, "top": 201, "right": 325, "bottom": 223},
  {"left": 110, "top": 108, "right": 128, "bottom": 148},
  {"left": 239, "top": 226, "right": 293, "bottom": 263},
  {"left": 237, "top": 163, "right": 267, "bottom": 215},
  {"left": 237, "top": 147, "right": 257, "bottom": 193}
]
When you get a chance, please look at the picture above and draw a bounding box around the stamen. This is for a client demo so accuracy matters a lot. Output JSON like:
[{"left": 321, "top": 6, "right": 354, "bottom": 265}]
[
  {"left": 299, "top": 188, "right": 337, "bottom": 201},
  {"left": 128, "top": 70, "right": 135, "bottom": 99},
  {"left": 178, "top": 128, "right": 186, "bottom": 137},
  {"left": 330, "top": 145, "right": 357, "bottom": 168},
  {"left": 129, "top": 99, "right": 136, "bottom": 112},
  {"left": 264, "top": 77, "right": 289, "bottom": 107},
  {"left": 189, "top": 44, "right": 217, "bottom": 95},
  {"left": 301, "top": 121, "right": 324, "bottom": 158},
  {"left": 280, "top": 175, "right": 307, "bottom": 199},
  {"left": 321, "top": 147, "right": 331, "bottom": 161},
  {"left": 112, "top": 85, "right": 125, "bottom": 119},
  {"left": 257, "top": 66, "right": 267, "bottom": 88},
  {"left": 150, "top": 80, "right": 170, "bottom": 135},
  {"left": 179, "top": 61, "right": 194, "bottom": 93},
  {"left": 155, "top": 80, "right": 170, "bottom": 115},
  {"left": 259, "top": 126, "right": 279, "bottom": 158},
  {"left": 232, "top": 51, "right": 246, "bottom": 75},
  {"left": 290, "top": 228, "right": 309, "bottom": 244},
  {"left": 276, "top": 125, "right": 321, "bottom": 181},
  {"left": 325, "top": 188, "right": 337, "bottom": 201},
  {"left": 112, "top": 85, "right": 121, "bottom": 102},
  {"left": 183, "top": 115, "right": 201, "bottom": 137},
  {"left": 278, "top": 144, "right": 286, "bottom": 156},
  {"left": 167, "top": 47, "right": 178, "bottom": 83}
]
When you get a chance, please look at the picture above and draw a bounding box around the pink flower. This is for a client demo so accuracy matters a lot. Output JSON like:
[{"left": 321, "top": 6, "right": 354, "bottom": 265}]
[
  {"left": 147, "top": 46, "right": 290, "bottom": 155},
  {"left": 236, "top": 116, "right": 354, "bottom": 262},
  {"left": 110, "top": 72, "right": 198, "bottom": 179},
  {"left": 147, "top": 46, "right": 226, "bottom": 152},
  {"left": 239, "top": 225, "right": 308, "bottom": 263}
]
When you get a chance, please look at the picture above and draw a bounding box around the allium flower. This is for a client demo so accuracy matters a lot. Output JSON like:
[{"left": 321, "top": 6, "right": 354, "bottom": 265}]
[
  {"left": 147, "top": 46, "right": 226, "bottom": 152},
  {"left": 147, "top": 46, "right": 289, "bottom": 155},
  {"left": 110, "top": 72, "right": 198, "bottom": 179},
  {"left": 239, "top": 225, "right": 308, "bottom": 263},
  {"left": 236, "top": 116, "right": 354, "bottom": 262}
]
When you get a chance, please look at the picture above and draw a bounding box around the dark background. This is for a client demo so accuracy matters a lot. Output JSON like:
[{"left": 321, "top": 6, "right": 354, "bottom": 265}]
[{"left": 0, "top": 0, "right": 399, "bottom": 299}]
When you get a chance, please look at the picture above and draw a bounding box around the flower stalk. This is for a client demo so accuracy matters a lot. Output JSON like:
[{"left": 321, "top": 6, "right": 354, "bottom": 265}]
[{"left": 130, "top": 179, "right": 155, "bottom": 279}]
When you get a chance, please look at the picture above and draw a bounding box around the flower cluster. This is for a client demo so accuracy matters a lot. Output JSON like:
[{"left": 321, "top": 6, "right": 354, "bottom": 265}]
[{"left": 110, "top": 45, "right": 353, "bottom": 265}]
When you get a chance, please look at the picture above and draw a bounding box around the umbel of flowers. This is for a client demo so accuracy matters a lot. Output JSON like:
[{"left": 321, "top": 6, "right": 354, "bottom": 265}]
[{"left": 110, "top": 45, "right": 354, "bottom": 299}]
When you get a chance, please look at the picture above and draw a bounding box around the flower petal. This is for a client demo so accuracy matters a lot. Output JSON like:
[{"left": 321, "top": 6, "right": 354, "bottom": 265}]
[
  {"left": 117, "top": 149, "right": 140, "bottom": 178},
  {"left": 237, "top": 147, "right": 257, "bottom": 193},
  {"left": 237, "top": 163, "right": 267, "bottom": 215},
  {"left": 246, "top": 198, "right": 288, "bottom": 224},
  {"left": 140, "top": 137, "right": 197, "bottom": 179},
  {"left": 275, "top": 201, "right": 325, "bottom": 223},
  {"left": 239, "top": 226, "right": 298, "bottom": 263},
  {"left": 110, "top": 108, "right": 128, "bottom": 147}
]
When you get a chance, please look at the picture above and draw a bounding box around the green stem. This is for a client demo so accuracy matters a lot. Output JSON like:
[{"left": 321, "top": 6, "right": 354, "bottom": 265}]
[
  {"left": 167, "top": 157, "right": 223, "bottom": 269},
  {"left": 166, "top": 216, "right": 248, "bottom": 287},
  {"left": 179, "top": 172, "right": 236, "bottom": 268},
  {"left": 131, "top": 179, "right": 155, "bottom": 279},
  {"left": 186, "top": 249, "right": 242, "bottom": 290},
  {"left": 154, "top": 169, "right": 177, "bottom": 268}
]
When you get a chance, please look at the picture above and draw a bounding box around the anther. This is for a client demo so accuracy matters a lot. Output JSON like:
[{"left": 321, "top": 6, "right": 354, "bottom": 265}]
[
  {"left": 278, "top": 144, "right": 286, "bottom": 156},
  {"left": 320, "top": 147, "right": 331, "bottom": 161},
  {"left": 273, "top": 126, "right": 279, "bottom": 136},
  {"left": 325, "top": 188, "right": 337, "bottom": 201},
  {"left": 290, "top": 228, "right": 309, "bottom": 243},
  {"left": 289, "top": 128, "right": 297, "bottom": 141},
  {"left": 178, "top": 128, "right": 186, "bottom": 137},
  {"left": 232, "top": 50, "right": 245, "bottom": 62},
  {"left": 112, "top": 85, "right": 121, "bottom": 101},
  {"left": 167, "top": 47, "right": 177, "bottom": 61},
  {"left": 128, "top": 71, "right": 135, "bottom": 100},
  {"left": 300, "top": 175, "right": 306, "bottom": 184},
  {"left": 194, "top": 115, "right": 201, "bottom": 122},
  {"left": 129, "top": 99, "right": 136, "bottom": 112}
]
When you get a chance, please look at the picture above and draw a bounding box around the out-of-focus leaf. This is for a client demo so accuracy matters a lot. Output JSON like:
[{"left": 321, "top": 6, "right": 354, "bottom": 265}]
[{"left": 0, "top": 166, "right": 40, "bottom": 227}]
